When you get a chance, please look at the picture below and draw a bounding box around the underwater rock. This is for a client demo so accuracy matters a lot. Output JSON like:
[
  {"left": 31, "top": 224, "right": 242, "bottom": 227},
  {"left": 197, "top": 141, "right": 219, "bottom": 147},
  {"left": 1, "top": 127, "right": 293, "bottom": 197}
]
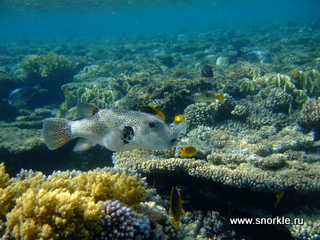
[
  {"left": 200, "top": 65, "right": 213, "bottom": 78},
  {"left": 156, "top": 54, "right": 175, "bottom": 68}
]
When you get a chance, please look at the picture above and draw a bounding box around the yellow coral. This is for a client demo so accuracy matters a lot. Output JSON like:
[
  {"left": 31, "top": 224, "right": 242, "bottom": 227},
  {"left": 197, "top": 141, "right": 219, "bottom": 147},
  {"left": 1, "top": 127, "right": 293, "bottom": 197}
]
[
  {"left": 6, "top": 188, "right": 102, "bottom": 240},
  {"left": 0, "top": 163, "right": 147, "bottom": 240}
]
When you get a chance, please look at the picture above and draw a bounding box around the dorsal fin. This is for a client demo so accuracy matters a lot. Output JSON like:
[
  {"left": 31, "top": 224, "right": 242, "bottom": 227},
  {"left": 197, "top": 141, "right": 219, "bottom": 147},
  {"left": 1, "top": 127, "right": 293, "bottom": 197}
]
[{"left": 77, "top": 103, "right": 100, "bottom": 118}]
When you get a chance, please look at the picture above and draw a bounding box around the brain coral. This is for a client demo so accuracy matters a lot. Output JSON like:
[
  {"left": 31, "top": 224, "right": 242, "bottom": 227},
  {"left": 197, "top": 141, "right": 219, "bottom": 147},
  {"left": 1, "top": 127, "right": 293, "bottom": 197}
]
[{"left": 0, "top": 165, "right": 147, "bottom": 240}]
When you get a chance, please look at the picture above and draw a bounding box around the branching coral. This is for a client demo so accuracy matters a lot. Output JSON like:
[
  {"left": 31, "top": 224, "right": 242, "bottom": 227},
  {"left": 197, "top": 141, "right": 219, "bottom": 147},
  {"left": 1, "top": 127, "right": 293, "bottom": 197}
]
[
  {"left": 0, "top": 165, "right": 147, "bottom": 240},
  {"left": 6, "top": 188, "right": 102, "bottom": 240}
]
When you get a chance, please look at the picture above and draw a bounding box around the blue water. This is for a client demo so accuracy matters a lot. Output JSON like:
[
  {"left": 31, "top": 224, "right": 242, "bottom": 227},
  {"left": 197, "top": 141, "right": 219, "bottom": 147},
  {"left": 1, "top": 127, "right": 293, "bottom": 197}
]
[{"left": 1, "top": 0, "right": 319, "bottom": 41}]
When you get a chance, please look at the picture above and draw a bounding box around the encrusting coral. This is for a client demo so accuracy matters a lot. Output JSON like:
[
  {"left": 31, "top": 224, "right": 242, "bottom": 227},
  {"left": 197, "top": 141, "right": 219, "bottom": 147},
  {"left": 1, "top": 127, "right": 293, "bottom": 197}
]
[{"left": 0, "top": 164, "right": 147, "bottom": 240}]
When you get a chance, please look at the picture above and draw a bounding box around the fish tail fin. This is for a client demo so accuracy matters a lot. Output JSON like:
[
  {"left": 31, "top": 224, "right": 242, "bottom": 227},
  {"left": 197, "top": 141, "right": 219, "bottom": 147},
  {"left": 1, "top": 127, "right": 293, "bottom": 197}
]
[
  {"left": 218, "top": 92, "right": 225, "bottom": 103},
  {"left": 43, "top": 118, "right": 72, "bottom": 150}
]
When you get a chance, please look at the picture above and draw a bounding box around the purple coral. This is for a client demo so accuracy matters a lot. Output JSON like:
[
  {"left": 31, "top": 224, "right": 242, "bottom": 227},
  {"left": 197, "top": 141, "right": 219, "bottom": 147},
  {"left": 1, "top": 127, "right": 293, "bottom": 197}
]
[{"left": 97, "top": 200, "right": 150, "bottom": 240}]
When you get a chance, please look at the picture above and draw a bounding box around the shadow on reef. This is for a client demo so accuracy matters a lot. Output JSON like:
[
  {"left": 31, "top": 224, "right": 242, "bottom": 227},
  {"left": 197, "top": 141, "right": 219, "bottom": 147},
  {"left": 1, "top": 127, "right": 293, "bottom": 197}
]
[
  {"left": 0, "top": 142, "right": 113, "bottom": 177},
  {"left": 145, "top": 170, "right": 315, "bottom": 240}
]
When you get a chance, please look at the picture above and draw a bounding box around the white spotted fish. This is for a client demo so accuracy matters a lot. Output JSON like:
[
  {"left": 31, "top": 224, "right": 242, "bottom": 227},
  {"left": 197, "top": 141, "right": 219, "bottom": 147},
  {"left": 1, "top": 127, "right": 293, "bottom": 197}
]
[{"left": 43, "top": 103, "right": 179, "bottom": 152}]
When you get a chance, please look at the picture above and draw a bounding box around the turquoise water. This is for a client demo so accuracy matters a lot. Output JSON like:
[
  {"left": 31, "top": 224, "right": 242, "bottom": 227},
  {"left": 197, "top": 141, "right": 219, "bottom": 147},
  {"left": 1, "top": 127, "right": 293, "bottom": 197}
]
[
  {"left": 1, "top": 1, "right": 320, "bottom": 239},
  {"left": 1, "top": 0, "right": 319, "bottom": 41}
]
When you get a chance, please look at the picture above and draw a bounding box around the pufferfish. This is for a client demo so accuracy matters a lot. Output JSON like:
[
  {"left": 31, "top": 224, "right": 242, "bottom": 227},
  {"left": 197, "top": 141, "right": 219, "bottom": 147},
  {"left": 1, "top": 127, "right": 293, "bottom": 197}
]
[{"left": 43, "top": 103, "right": 179, "bottom": 152}]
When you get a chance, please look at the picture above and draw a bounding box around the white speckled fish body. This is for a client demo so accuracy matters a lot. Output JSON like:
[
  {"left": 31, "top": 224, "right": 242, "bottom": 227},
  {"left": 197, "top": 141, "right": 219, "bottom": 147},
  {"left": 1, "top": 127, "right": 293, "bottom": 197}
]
[{"left": 43, "top": 108, "right": 179, "bottom": 152}]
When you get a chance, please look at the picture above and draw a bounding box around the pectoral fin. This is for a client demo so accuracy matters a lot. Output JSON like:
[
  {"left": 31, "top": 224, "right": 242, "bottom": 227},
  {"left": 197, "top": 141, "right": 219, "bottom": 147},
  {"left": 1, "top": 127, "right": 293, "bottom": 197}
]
[{"left": 73, "top": 138, "right": 97, "bottom": 152}]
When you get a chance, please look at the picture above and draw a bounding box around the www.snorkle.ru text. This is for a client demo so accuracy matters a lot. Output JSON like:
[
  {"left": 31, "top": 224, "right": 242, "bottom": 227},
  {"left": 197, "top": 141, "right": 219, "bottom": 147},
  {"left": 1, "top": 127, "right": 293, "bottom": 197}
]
[{"left": 229, "top": 216, "right": 304, "bottom": 225}]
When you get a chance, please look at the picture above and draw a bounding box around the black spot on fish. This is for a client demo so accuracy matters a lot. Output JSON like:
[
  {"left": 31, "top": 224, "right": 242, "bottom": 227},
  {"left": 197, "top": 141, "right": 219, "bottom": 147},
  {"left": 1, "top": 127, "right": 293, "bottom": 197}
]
[
  {"left": 122, "top": 126, "right": 134, "bottom": 144},
  {"left": 148, "top": 122, "right": 156, "bottom": 128}
]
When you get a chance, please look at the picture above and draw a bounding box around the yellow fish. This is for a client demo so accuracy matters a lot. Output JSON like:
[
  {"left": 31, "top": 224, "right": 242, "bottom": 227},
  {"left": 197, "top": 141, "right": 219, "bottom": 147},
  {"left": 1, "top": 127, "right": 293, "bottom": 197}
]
[
  {"left": 138, "top": 105, "right": 166, "bottom": 121},
  {"left": 190, "top": 91, "right": 225, "bottom": 103},
  {"left": 64, "top": 89, "right": 71, "bottom": 95},
  {"left": 180, "top": 146, "right": 197, "bottom": 157},
  {"left": 170, "top": 186, "right": 186, "bottom": 228},
  {"left": 174, "top": 115, "right": 185, "bottom": 122},
  {"left": 173, "top": 115, "right": 187, "bottom": 134}
]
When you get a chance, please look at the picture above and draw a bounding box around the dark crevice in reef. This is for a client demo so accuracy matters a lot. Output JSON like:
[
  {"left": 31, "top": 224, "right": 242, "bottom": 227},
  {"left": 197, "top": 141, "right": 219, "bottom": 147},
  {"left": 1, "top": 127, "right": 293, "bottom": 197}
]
[
  {"left": 0, "top": 143, "right": 114, "bottom": 177},
  {"left": 143, "top": 170, "right": 318, "bottom": 240}
]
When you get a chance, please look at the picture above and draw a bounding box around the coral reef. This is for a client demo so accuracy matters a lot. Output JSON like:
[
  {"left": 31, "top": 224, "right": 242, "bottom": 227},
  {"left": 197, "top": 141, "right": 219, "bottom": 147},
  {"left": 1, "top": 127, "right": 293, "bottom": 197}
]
[
  {"left": 1, "top": 16, "right": 320, "bottom": 240},
  {"left": 182, "top": 211, "right": 236, "bottom": 239},
  {"left": 98, "top": 200, "right": 150, "bottom": 240},
  {"left": 291, "top": 69, "right": 320, "bottom": 97},
  {"left": 21, "top": 52, "right": 75, "bottom": 80},
  {"left": 299, "top": 98, "right": 320, "bottom": 128},
  {"left": 139, "top": 201, "right": 177, "bottom": 240},
  {"left": 0, "top": 165, "right": 147, "bottom": 240},
  {"left": 113, "top": 123, "right": 318, "bottom": 193},
  {"left": 286, "top": 208, "right": 320, "bottom": 239}
]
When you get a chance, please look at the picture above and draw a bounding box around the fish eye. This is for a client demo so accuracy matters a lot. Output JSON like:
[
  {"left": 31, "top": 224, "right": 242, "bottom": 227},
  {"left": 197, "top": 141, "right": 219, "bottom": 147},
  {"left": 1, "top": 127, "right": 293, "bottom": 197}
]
[
  {"left": 148, "top": 122, "right": 155, "bottom": 128},
  {"left": 171, "top": 139, "right": 177, "bottom": 143}
]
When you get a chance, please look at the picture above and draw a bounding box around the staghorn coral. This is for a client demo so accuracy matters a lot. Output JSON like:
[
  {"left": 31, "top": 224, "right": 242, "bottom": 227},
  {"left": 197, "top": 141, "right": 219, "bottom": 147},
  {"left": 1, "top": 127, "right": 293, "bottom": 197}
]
[
  {"left": 21, "top": 52, "right": 74, "bottom": 80},
  {"left": 98, "top": 200, "right": 150, "bottom": 240},
  {"left": 0, "top": 165, "right": 147, "bottom": 240}
]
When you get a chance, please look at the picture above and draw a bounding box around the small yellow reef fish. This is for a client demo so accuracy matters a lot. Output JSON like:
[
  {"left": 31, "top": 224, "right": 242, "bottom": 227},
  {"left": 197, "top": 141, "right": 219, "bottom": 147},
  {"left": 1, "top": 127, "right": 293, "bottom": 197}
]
[
  {"left": 173, "top": 115, "right": 187, "bottom": 134},
  {"left": 174, "top": 115, "right": 185, "bottom": 122},
  {"left": 190, "top": 91, "right": 225, "bottom": 103},
  {"left": 138, "top": 105, "right": 166, "bottom": 121},
  {"left": 180, "top": 146, "right": 197, "bottom": 157},
  {"left": 170, "top": 186, "right": 186, "bottom": 228},
  {"left": 64, "top": 89, "right": 71, "bottom": 95}
]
